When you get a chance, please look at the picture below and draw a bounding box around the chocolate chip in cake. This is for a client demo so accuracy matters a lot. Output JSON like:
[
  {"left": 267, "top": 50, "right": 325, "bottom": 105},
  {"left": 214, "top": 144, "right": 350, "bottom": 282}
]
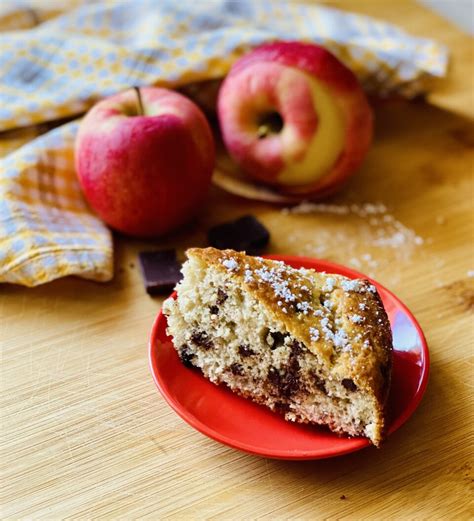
[
  {"left": 281, "top": 356, "right": 300, "bottom": 397},
  {"left": 208, "top": 215, "right": 270, "bottom": 255},
  {"left": 179, "top": 345, "right": 196, "bottom": 368},
  {"left": 190, "top": 331, "right": 214, "bottom": 350},
  {"left": 230, "top": 363, "right": 244, "bottom": 376},
  {"left": 268, "top": 331, "right": 288, "bottom": 349},
  {"left": 238, "top": 344, "right": 255, "bottom": 357},
  {"left": 316, "top": 381, "right": 327, "bottom": 394},
  {"left": 209, "top": 305, "right": 219, "bottom": 315},
  {"left": 138, "top": 249, "right": 182, "bottom": 295},
  {"left": 216, "top": 288, "right": 228, "bottom": 305},
  {"left": 314, "top": 376, "right": 328, "bottom": 395},
  {"left": 281, "top": 372, "right": 300, "bottom": 398},
  {"left": 291, "top": 340, "right": 304, "bottom": 355},
  {"left": 267, "top": 367, "right": 281, "bottom": 387},
  {"left": 342, "top": 378, "right": 358, "bottom": 392},
  {"left": 311, "top": 372, "right": 327, "bottom": 395},
  {"left": 274, "top": 402, "right": 290, "bottom": 414},
  {"left": 268, "top": 362, "right": 300, "bottom": 398}
]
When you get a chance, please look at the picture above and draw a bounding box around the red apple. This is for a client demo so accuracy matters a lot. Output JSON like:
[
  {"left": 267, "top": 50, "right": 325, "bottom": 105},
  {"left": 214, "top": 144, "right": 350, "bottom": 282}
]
[
  {"left": 217, "top": 42, "right": 373, "bottom": 197},
  {"left": 75, "top": 87, "right": 215, "bottom": 237}
]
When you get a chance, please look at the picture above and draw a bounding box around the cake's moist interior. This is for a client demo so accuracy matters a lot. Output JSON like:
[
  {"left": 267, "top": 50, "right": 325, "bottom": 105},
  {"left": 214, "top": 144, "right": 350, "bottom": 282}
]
[{"left": 165, "top": 256, "right": 381, "bottom": 441}]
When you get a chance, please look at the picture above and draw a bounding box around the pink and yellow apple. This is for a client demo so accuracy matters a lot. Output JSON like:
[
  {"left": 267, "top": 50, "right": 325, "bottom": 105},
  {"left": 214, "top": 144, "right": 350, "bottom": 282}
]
[
  {"left": 217, "top": 42, "right": 373, "bottom": 197},
  {"left": 75, "top": 87, "right": 215, "bottom": 237}
]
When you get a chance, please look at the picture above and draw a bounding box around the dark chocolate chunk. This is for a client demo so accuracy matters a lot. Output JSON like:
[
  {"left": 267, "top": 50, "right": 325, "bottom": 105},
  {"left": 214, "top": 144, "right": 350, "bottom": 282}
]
[
  {"left": 208, "top": 215, "right": 270, "bottom": 255},
  {"left": 238, "top": 344, "right": 255, "bottom": 357},
  {"left": 230, "top": 363, "right": 244, "bottom": 376},
  {"left": 138, "top": 249, "right": 182, "bottom": 295},
  {"left": 341, "top": 378, "right": 358, "bottom": 392},
  {"left": 190, "top": 331, "right": 213, "bottom": 350},
  {"left": 179, "top": 345, "right": 196, "bottom": 368},
  {"left": 209, "top": 305, "right": 219, "bottom": 315}
]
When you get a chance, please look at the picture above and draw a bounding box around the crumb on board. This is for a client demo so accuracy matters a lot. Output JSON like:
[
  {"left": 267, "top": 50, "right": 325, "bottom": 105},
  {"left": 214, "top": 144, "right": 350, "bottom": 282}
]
[{"left": 279, "top": 201, "right": 426, "bottom": 284}]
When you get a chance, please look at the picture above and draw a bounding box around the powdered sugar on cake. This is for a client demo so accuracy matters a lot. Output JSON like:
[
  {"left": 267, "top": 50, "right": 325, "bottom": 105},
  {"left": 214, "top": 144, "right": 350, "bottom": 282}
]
[
  {"left": 222, "top": 258, "right": 239, "bottom": 271},
  {"left": 218, "top": 252, "right": 382, "bottom": 359}
]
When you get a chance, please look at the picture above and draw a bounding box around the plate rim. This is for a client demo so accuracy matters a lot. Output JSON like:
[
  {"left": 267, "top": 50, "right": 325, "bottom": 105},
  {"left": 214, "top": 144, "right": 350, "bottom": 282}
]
[{"left": 149, "top": 255, "right": 430, "bottom": 460}]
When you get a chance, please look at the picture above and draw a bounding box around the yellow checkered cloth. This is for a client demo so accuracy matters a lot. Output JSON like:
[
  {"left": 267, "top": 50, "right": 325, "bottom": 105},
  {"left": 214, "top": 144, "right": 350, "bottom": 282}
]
[{"left": 0, "top": 0, "right": 448, "bottom": 286}]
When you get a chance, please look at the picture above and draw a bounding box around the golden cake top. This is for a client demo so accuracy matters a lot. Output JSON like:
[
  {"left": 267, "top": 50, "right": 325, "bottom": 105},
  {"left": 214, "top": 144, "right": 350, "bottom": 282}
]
[{"left": 186, "top": 247, "right": 393, "bottom": 402}]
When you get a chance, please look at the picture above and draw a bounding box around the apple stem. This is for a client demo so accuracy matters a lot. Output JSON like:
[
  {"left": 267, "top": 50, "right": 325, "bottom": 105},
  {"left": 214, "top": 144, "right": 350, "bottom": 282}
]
[
  {"left": 257, "top": 125, "right": 270, "bottom": 139},
  {"left": 134, "top": 86, "right": 145, "bottom": 116},
  {"left": 257, "top": 112, "right": 283, "bottom": 139}
]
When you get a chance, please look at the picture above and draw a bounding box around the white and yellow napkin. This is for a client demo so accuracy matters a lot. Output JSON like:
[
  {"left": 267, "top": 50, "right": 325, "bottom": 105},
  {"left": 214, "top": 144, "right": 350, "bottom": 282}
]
[{"left": 0, "top": 0, "right": 448, "bottom": 286}]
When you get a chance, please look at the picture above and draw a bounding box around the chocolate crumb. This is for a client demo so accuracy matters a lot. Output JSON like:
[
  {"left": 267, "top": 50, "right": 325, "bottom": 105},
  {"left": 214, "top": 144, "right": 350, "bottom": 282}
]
[
  {"left": 340, "top": 495, "right": 347, "bottom": 500},
  {"left": 342, "top": 378, "right": 358, "bottom": 392},
  {"left": 238, "top": 344, "right": 255, "bottom": 357}
]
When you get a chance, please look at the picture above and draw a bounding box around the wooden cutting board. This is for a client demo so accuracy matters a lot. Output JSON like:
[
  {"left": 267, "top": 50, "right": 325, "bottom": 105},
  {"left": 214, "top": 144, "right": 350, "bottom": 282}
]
[{"left": 2, "top": 1, "right": 473, "bottom": 518}]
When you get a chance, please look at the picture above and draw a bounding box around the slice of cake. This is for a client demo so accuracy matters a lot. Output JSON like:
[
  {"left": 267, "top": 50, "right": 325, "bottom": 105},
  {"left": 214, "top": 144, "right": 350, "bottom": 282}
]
[{"left": 163, "top": 248, "right": 393, "bottom": 446}]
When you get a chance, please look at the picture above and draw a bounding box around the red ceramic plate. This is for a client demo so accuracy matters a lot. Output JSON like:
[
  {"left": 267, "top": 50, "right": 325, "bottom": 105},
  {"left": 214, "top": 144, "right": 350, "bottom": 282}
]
[{"left": 149, "top": 255, "right": 429, "bottom": 460}]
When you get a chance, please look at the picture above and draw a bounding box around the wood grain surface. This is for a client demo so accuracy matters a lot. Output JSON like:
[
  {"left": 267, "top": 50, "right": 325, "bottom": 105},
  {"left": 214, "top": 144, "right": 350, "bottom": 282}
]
[{"left": 2, "top": 1, "right": 473, "bottom": 519}]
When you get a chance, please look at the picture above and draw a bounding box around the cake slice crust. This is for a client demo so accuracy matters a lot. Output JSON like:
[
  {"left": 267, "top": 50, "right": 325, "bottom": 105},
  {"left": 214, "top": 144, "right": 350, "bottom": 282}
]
[{"left": 163, "top": 248, "right": 393, "bottom": 446}]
